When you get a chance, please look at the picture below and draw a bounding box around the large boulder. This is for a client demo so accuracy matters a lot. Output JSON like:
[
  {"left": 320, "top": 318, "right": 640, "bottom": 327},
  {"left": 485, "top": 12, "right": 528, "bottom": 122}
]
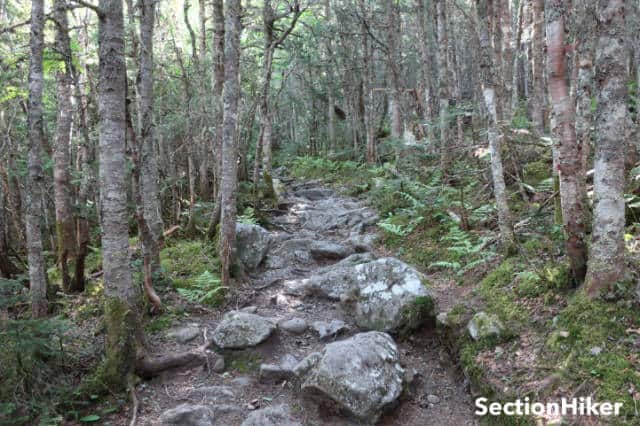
[
  {"left": 298, "top": 331, "right": 404, "bottom": 422},
  {"left": 235, "top": 223, "right": 271, "bottom": 271},
  {"left": 159, "top": 404, "right": 213, "bottom": 426},
  {"left": 211, "top": 311, "right": 276, "bottom": 349},
  {"left": 302, "top": 257, "right": 434, "bottom": 333},
  {"left": 241, "top": 405, "right": 300, "bottom": 426}
]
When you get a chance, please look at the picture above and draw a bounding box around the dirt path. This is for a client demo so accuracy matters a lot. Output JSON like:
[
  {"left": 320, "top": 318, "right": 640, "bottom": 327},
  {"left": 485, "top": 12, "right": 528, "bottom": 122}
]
[{"left": 115, "top": 176, "right": 477, "bottom": 425}]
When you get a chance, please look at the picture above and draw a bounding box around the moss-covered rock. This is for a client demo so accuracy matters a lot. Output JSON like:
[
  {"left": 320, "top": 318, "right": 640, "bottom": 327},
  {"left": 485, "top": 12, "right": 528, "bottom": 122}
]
[{"left": 467, "top": 312, "right": 506, "bottom": 341}]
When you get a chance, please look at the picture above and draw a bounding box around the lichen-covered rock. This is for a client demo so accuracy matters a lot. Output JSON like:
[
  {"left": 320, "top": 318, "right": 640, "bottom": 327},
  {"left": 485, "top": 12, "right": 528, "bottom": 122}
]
[
  {"left": 211, "top": 311, "right": 276, "bottom": 349},
  {"left": 167, "top": 325, "right": 200, "bottom": 344},
  {"left": 159, "top": 404, "right": 213, "bottom": 426},
  {"left": 259, "top": 354, "right": 298, "bottom": 383},
  {"left": 302, "top": 257, "right": 434, "bottom": 332},
  {"left": 467, "top": 312, "right": 505, "bottom": 341},
  {"left": 241, "top": 405, "right": 300, "bottom": 426},
  {"left": 235, "top": 223, "right": 271, "bottom": 271},
  {"left": 299, "top": 331, "right": 404, "bottom": 422},
  {"left": 311, "top": 319, "right": 348, "bottom": 341},
  {"left": 278, "top": 317, "right": 308, "bottom": 334}
]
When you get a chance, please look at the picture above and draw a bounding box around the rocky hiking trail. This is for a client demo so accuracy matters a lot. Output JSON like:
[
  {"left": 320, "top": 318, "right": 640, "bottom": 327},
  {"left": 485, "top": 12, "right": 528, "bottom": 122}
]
[{"left": 118, "top": 175, "right": 477, "bottom": 426}]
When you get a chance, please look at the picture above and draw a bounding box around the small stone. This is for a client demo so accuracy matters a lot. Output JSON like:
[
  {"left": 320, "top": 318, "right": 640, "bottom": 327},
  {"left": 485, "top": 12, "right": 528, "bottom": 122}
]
[
  {"left": 240, "top": 306, "right": 258, "bottom": 314},
  {"left": 427, "top": 394, "right": 440, "bottom": 404},
  {"left": 230, "top": 376, "right": 253, "bottom": 387},
  {"left": 436, "top": 312, "right": 448, "bottom": 327},
  {"left": 558, "top": 330, "right": 570, "bottom": 338},
  {"left": 279, "top": 318, "right": 308, "bottom": 335},
  {"left": 467, "top": 312, "right": 505, "bottom": 341},
  {"left": 590, "top": 346, "right": 603, "bottom": 356},
  {"left": 241, "top": 404, "right": 300, "bottom": 426},
  {"left": 211, "top": 311, "right": 276, "bottom": 349},
  {"left": 167, "top": 326, "right": 201, "bottom": 344},
  {"left": 312, "top": 319, "right": 348, "bottom": 341},
  {"left": 259, "top": 354, "right": 298, "bottom": 383},
  {"left": 213, "top": 356, "right": 225, "bottom": 373}
]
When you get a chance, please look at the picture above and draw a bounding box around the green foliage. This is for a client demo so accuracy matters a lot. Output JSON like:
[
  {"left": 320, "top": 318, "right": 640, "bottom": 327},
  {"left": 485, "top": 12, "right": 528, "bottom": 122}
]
[
  {"left": 176, "top": 270, "right": 226, "bottom": 305},
  {"left": 238, "top": 207, "right": 258, "bottom": 225},
  {"left": 428, "top": 225, "right": 496, "bottom": 276}
]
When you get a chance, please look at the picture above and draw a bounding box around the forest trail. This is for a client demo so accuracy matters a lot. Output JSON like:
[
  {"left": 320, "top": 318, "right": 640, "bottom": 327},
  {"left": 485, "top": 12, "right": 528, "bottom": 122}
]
[{"left": 121, "top": 173, "right": 477, "bottom": 425}]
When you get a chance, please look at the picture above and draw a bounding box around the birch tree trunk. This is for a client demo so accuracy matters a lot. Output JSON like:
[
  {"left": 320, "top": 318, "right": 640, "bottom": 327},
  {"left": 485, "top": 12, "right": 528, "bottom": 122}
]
[
  {"left": 545, "top": 0, "right": 587, "bottom": 283},
  {"left": 585, "top": 0, "right": 628, "bottom": 297},
  {"left": 138, "top": 0, "right": 163, "bottom": 277},
  {"left": 476, "top": 0, "right": 516, "bottom": 252},
  {"left": 98, "top": 0, "right": 141, "bottom": 389},
  {"left": 27, "top": 0, "right": 48, "bottom": 318},
  {"left": 219, "top": 0, "right": 242, "bottom": 288},
  {"left": 385, "top": 0, "right": 403, "bottom": 141}
]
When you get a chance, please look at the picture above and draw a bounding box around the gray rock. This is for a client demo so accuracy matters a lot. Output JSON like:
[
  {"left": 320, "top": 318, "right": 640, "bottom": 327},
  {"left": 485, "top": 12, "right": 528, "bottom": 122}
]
[
  {"left": 467, "top": 312, "right": 505, "bottom": 341},
  {"left": 293, "top": 352, "right": 322, "bottom": 377},
  {"left": 279, "top": 317, "right": 308, "bottom": 334},
  {"left": 590, "top": 346, "right": 603, "bottom": 356},
  {"left": 259, "top": 354, "right": 298, "bottom": 383},
  {"left": 309, "top": 241, "right": 354, "bottom": 260},
  {"left": 295, "top": 188, "right": 332, "bottom": 200},
  {"left": 300, "top": 331, "right": 404, "bottom": 422},
  {"left": 211, "top": 404, "right": 243, "bottom": 416},
  {"left": 159, "top": 404, "right": 213, "bottom": 426},
  {"left": 212, "top": 311, "right": 276, "bottom": 349},
  {"left": 213, "top": 356, "right": 225, "bottom": 373},
  {"left": 427, "top": 394, "right": 440, "bottom": 404},
  {"left": 240, "top": 306, "right": 258, "bottom": 314},
  {"left": 241, "top": 404, "right": 300, "bottom": 426},
  {"left": 236, "top": 223, "right": 271, "bottom": 271},
  {"left": 167, "top": 325, "right": 201, "bottom": 344},
  {"left": 191, "top": 386, "right": 234, "bottom": 401},
  {"left": 312, "top": 320, "right": 348, "bottom": 341},
  {"left": 303, "top": 257, "right": 434, "bottom": 333},
  {"left": 230, "top": 376, "right": 253, "bottom": 387}
]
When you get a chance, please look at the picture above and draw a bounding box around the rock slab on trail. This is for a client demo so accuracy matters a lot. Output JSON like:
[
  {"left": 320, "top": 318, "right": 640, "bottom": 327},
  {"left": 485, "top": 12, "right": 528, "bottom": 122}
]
[
  {"left": 211, "top": 311, "right": 276, "bottom": 349},
  {"left": 235, "top": 223, "right": 271, "bottom": 271},
  {"left": 298, "top": 331, "right": 404, "bottom": 422}
]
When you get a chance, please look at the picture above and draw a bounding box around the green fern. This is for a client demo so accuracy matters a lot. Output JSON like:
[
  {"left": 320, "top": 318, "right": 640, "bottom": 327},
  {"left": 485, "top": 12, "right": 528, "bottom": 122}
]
[{"left": 176, "top": 270, "right": 227, "bottom": 305}]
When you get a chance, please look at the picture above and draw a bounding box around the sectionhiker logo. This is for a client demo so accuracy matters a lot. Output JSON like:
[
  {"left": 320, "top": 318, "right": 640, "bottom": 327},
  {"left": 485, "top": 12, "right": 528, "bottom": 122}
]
[{"left": 475, "top": 397, "right": 623, "bottom": 417}]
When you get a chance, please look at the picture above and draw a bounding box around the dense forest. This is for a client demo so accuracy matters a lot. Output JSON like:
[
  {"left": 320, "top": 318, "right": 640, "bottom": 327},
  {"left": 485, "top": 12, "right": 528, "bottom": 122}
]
[{"left": 1, "top": 0, "right": 640, "bottom": 424}]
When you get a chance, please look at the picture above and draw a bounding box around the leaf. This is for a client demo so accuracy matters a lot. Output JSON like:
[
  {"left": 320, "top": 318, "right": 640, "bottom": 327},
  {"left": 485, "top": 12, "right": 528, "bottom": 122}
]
[{"left": 79, "top": 414, "right": 101, "bottom": 422}]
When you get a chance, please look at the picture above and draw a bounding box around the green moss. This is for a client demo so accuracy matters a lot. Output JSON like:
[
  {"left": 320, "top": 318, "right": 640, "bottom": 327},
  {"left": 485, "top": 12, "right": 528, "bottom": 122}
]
[
  {"left": 228, "top": 352, "right": 262, "bottom": 373},
  {"left": 401, "top": 295, "right": 435, "bottom": 334},
  {"left": 542, "top": 293, "right": 640, "bottom": 421},
  {"left": 522, "top": 160, "right": 550, "bottom": 185}
]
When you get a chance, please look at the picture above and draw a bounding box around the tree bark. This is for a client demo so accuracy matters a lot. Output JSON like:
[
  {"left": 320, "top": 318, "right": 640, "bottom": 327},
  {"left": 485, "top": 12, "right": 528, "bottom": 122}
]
[
  {"left": 415, "top": 0, "right": 436, "bottom": 144},
  {"left": 476, "top": 0, "right": 516, "bottom": 252},
  {"left": 385, "top": 0, "right": 403, "bottom": 141},
  {"left": 435, "top": 0, "right": 451, "bottom": 181},
  {"left": 219, "top": 0, "right": 242, "bottom": 287},
  {"left": 545, "top": 0, "right": 587, "bottom": 283},
  {"left": 53, "top": 0, "right": 77, "bottom": 292},
  {"left": 530, "top": 0, "right": 545, "bottom": 133},
  {"left": 26, "top": 0, "right": 48, "bottom": 318},
  {"left": 207, "top": 0, "right": 224, "bottom": 239},
  {"left": 98, "top": 0, "right": 141, "bottom": 390},
  {"left": 138, "top": 0, "right": 163, "bottom": 277},
  {"left": 585, "top": 0, "right": 628, "bottom": 297}
]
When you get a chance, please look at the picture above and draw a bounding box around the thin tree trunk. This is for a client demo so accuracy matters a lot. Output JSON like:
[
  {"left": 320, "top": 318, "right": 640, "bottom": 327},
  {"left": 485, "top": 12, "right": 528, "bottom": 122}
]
[
  {"left": 386, "top": 0, "right": 402, "bottom": 141},
  {"left": 53, "top": 0, "right": 76, "bottom": 292},
  {"left": 207, "top": 0, "right": 224, "bottom": 239},
  {"left": 26, "top": 0, "right": 48, "bottom": 318},
  {"left": 436, "top": 0, "right": 451, "bottom": 181},
  {"left": 585, "top": 0, "right": 628, "bottom": 297},
  {"left": 219, "top": 0, "right": 242, "bottom": 287},
  {"left": 97, "top": 0, "right": 141, "bottom": 390},
  {"left": 138, "top": 0, "right": 163, "bottom": 277},
  {"left": 530, "top": 0, "right": 545, "bottom": 132},
  {"left": 360, "top": 0, "right": 376, "bottom": 163},
  {"left": 501, "top": 0, "right": 513, "bottom": 118},
  {"left": 415, "top": 0, "right": 436, "bottom": 144},
  {"left": 476, "top": 0, "right": 516, "bottom": 252},
  {"left": 546, "top": 0, "right": 587, "bottom": 283}
]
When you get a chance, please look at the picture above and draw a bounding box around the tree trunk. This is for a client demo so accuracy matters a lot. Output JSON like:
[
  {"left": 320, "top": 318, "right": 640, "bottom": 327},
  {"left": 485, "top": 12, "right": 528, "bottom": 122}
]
[
  {"left": 360, "top": 0, "right": 376, "bottom": 163},
  {"left": 585, "top": 0, "right": 628, "bottom": 297},
  {"left": 530, "top": 0, "right": 545, "bottom": 133},
  {"left": 385, "top": 0, "right": 403, "bottom": 141},
  {"left": 138, "top": 0, "right": 163, "bottom": 277},
  {"left": 26, "top": 0, "right": 48, "bottom": 318},
  {"left": 97, "top": 0, "right": 141, "bottom": 390},
  {"left": 435, "top": 0, "right": 451, "bottom": 181},
  {"left": 415, "top": 0, "right": 436, "bottom": 144},
  {"left": 476, "top": 0, "right": 516, "bottom": 252},
  {"left": 219, "top": 0, "right": 242, "bottom": 287},
  {"left": 500, "top": 0, "right": 513, "bottom": 118},
  {"left": 207, "top": 0, "right": 225, "bottom": 239},
  {"left": 53, "top": 0, "right": 77, "bottom": 293},
  {"left": 545, "top": 0, "right": 587, "bottom": 284}
]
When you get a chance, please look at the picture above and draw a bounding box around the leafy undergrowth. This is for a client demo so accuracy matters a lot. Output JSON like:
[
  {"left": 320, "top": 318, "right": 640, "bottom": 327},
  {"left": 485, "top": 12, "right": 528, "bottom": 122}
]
[{"left": 290, "top": 153, "right": 640, "bottom": 424}]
